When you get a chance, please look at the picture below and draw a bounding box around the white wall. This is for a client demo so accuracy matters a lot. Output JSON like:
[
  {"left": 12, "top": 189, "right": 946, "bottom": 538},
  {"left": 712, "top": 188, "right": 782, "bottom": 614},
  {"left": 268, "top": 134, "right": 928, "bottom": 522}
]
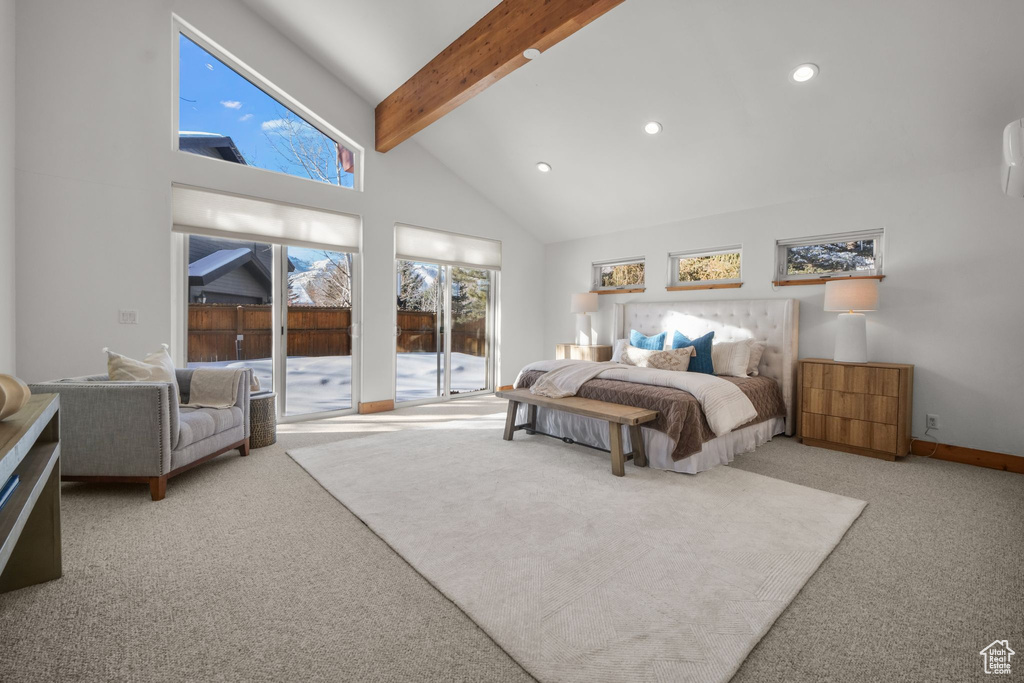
[
  {"left": 544, "top": 165, "right": 1024, "bottom": 457},
  {"left": 0, "top": 0, "right": 14, "bottom": 374},
  {"left": 14, "top": 0, "right": 544, "bottom": 400}
]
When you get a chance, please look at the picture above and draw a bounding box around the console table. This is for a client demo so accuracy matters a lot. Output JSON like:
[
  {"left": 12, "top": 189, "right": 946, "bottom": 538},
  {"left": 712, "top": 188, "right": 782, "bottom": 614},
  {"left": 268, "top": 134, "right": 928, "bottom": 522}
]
[{"left": 0, "top": 394, "right": 62, "bottom": 592}]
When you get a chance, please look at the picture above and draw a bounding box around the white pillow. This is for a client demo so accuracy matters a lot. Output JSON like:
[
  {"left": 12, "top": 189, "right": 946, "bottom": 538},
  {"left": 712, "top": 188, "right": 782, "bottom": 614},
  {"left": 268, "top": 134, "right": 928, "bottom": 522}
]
[
  {"left": 105, "top": 344, "right": 179, "bottom": 400},
  {"left": 711, "top": 340, "right": 752, "bottom": 378},
  {"left": 746, "top": 341, "right": 768, "bottom": 376},
  {"left": 611, "top": 338, "right": 630, "bottom": 363}
]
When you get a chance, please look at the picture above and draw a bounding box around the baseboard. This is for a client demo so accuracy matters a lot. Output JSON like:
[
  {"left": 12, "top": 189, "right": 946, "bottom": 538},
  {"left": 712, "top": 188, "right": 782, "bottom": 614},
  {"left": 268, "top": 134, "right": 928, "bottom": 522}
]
[
  {"left": 358, "top": 399, "right": 394, "bottom": 415},
  {"left": 497, "top": 384, "right": 514, "bottom": 391},
  {"left": 911, "top": 440, "right": 1023, "bottom": 474}
]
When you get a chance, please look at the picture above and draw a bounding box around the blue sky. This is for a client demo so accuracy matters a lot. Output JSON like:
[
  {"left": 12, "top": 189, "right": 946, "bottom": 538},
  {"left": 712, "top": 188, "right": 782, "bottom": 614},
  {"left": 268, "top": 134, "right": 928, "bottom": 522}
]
[{"left": 178, "top": 34, "right": 354, "bottom": 188}]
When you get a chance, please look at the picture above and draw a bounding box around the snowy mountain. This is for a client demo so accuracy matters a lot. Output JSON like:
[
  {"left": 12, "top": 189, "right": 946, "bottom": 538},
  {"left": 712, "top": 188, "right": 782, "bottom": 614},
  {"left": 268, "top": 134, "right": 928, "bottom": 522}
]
[{"left": 288, "top": 257, "right": 351, "bottom": 306}]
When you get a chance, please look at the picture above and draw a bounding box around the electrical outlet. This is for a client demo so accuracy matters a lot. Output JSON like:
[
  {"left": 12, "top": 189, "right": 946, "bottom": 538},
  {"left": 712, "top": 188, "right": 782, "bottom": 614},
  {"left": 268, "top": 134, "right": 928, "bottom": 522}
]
[
  {"left": 118, "top": 309, "right": 138, "bottom": 325},
  {"left": 926, "top": 414, "right": 940, "bottom": 430}
]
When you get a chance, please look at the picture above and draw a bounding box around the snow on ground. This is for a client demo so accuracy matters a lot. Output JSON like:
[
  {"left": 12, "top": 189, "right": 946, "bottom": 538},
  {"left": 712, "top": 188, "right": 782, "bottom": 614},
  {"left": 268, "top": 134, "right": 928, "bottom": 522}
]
[{"left": 188, "top": 352, "right": 487, "bottom": 415}]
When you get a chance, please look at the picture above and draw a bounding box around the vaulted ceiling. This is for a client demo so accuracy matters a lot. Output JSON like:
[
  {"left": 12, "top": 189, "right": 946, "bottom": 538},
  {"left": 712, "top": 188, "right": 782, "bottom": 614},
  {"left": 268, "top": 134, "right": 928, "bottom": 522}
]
[{"left": 242, "top": 0, "right": 1024, "bottom": 243}]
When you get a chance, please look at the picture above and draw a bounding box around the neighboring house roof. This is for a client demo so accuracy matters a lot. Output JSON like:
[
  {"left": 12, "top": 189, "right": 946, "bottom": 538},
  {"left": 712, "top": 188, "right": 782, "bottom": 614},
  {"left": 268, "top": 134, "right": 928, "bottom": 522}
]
[
  {"left": 179, "top": 131, "right": 247, "bottom": 164},
  {"left": 189, "top": 248, "right": 254, "bottom": 286},
  {"left": 188, "top": 247, "right": 295, "bottom": 289}
]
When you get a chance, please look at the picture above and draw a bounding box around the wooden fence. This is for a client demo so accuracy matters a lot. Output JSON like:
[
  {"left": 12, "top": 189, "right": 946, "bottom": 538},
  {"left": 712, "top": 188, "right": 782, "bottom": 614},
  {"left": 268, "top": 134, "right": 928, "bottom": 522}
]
[{"left": 187, "top": 304, "right": 485, "bottom": 362}]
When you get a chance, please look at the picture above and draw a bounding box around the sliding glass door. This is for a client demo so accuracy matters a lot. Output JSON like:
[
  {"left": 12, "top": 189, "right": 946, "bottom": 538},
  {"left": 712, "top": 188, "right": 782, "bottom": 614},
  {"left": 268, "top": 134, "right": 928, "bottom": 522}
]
[
  {"left": 449, "top": 267, "right": 490, "bottom": 395},
  {"left": 284, "top": 247, "right": 355, "bottom": 416},
  {"left": 396, "top": 261, "right": 492, "bottom": 403},
  {"left": 183, "top": 233, "right": 358, "bottom": 421}
]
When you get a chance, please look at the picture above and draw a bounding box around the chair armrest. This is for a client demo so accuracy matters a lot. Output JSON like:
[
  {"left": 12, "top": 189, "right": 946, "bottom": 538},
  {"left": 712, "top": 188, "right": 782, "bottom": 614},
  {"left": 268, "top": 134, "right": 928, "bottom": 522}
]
[{"left": 28, "top": 381, "right": 178, "bottom": 478}]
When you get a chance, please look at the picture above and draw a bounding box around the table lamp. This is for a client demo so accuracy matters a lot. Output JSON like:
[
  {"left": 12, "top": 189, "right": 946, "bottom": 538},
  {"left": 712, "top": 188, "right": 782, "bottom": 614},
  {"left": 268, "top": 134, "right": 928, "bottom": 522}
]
[
  {"left": 824, "top": 279, "right": 879, "bottom": 363},
  {"left": 570, "top": 293, "right": 599, "bottom": 345}
]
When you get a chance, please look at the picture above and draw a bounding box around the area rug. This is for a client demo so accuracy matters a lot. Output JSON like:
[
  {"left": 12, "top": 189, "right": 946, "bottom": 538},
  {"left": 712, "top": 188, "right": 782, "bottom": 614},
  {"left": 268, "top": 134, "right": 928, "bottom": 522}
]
[{"left": 288, "top": 425, "right": 865, "bottom": 683}]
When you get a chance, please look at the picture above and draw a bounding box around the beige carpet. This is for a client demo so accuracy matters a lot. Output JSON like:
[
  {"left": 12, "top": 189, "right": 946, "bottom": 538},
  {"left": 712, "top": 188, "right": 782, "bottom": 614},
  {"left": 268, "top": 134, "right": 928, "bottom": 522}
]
[
  {"left": 0, "top": 395, "right": 1020, "bottom": 682},
  {"left": 289, "top": 424, "right": 865, "bottom": 683}
]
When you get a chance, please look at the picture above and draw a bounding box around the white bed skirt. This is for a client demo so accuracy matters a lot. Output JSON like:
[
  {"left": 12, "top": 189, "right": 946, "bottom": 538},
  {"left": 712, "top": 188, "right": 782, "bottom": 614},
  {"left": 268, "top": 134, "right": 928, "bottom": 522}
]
[{"left": 517, "top": 405, "right": 786, "bottom": 474}]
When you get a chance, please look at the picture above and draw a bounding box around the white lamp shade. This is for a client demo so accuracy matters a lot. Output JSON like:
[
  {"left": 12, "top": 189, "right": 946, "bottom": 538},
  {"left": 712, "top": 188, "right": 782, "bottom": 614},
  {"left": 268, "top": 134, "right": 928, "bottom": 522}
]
[
  {"left": 824, "top": 279, "right": 879, "bottom": 312},
  {"left": 570, "top": 292, "right": 599, "bottom": 313}
]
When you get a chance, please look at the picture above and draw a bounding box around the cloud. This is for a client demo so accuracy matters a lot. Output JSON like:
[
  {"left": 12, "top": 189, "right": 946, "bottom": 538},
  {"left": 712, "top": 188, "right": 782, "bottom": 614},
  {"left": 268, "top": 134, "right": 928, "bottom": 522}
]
[
  {"left": 239, "top": 113, "right": 253, "bottom": 122},
  {"left": 261, "top": 118, "right": 289, "bottom": 131},
  {"left": 205, "top": 63, "right": 214, "bottom": 71},
  {"left": 220, "top": 100, "right": 242, "bottom": 110}
]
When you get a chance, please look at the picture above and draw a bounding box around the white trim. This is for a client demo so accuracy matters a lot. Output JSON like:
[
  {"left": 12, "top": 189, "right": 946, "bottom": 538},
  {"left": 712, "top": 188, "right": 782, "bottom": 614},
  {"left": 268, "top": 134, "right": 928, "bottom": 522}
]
[
  {"left": 667, "top": 244, "right": 743, "bottom": 287},
  {"left": 774, "top": 228, "right": 884, "bottom": 282},
  {"left": 172, "top": 14, "right": 364, "bottom": 192}
]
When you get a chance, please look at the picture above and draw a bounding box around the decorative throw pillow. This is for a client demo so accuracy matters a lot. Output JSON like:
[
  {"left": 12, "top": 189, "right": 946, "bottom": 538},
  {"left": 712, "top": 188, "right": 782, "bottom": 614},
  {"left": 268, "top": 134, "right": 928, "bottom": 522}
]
[
  {"left": 105, "top": 344, "right": 179, "bottom": 400},
  {"left": 611, "top": 338, "right": 630, "bottom": 363},
  {"left": 672, "top": 330, "right": 715, "bottom": 374},
  {"left": 645, "top": 346, "right": 697, "bottom": 372},
  {"left": 619, "top": 345, "right": 660, "bottom": 367},
  {"left": 630, "top": 329, "right": 667, "bottom": 351},
  {"left": 746, "top": 341, "right": 768, "bottom": 376},
  {"left": 711, "top": 340, "right": 753, "bottom": 378}
]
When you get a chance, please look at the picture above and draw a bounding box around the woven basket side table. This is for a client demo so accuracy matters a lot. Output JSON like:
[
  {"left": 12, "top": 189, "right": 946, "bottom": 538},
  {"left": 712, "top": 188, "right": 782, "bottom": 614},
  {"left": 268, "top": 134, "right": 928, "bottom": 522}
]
[{"left": 250, "top": 393, "right": 277, "bottom": 449}]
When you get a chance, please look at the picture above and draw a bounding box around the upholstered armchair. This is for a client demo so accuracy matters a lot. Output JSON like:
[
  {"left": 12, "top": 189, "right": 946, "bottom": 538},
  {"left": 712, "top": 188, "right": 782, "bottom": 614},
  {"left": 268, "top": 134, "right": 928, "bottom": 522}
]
[{"left": 29, "top": 368, "right": 250, "bottom": 501}]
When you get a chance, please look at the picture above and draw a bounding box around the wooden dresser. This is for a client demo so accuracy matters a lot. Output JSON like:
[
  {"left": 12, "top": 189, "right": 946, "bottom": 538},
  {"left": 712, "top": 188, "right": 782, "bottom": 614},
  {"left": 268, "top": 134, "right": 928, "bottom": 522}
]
[
  {"left": 555, "top": 344, "right": 613, "bottom": 362},
  {"left": 0, "top": 394, "right": 62, "bottom": 593},
  {"left": 799, "top": 358, "right": 913, "bottom": 460}
]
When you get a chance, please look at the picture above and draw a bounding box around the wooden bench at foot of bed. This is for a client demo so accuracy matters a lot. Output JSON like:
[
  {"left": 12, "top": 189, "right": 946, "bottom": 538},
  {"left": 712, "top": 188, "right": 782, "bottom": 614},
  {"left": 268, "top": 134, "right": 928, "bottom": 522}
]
[{"left": 496, "top": 388, "right": 658, "bottom": 477}]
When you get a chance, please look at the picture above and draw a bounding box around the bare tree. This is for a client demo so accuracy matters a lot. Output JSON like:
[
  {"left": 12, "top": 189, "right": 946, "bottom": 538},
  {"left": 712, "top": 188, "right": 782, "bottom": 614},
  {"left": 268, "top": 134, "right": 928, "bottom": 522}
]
[{"left": 263, "top": 108, "right": 353, "bottom": 185}]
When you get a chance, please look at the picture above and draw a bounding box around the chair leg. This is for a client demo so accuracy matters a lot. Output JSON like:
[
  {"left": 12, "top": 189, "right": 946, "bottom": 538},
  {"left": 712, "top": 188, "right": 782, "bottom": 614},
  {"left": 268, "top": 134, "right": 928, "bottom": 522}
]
[
  {"left": 238, "top": 438, "right": 250, "bottom": 457},
  {"left": 149, "top": 476, "right": 167, "bottom": 501}
]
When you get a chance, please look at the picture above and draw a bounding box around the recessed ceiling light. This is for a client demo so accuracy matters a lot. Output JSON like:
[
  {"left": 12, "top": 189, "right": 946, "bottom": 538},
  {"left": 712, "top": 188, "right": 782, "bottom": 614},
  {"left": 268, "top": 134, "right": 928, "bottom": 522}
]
[
  {"left": 523, "top": 48, "right": 541, "bottom": 60},
  {"left": 791, "top": 63, "right": 819, "bottom": 83},
  {"left": 536, "top": 161, "right": 552, "bottom": 173},
  {"left": 644, "top": 121, "right": 663, "bottom": 135}
]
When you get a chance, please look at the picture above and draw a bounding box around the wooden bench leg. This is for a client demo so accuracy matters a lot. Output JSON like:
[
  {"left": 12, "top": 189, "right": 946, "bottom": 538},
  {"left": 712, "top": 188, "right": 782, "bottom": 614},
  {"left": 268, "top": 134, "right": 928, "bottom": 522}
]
[
  {"left": 608, "top": 423, "right": 626, "bottom": 477},
  {"left": 526, "top": 404, "right": 537, "bottom": 432},
  {"left": 629, "top": 425, "right": 648, "bottom": 468},
  {"left": 503, "top": 401, "right": 520, "bottom": 441}
]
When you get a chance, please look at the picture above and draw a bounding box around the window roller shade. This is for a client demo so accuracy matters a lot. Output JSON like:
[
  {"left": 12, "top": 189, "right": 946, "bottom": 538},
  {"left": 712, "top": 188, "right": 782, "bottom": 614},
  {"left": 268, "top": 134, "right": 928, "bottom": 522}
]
[
  {"left": 172, "top": 185, "right": 360, "bottom": 253},
  {"left": 395, "top": 223, "right": 501, "bottom": 271}
]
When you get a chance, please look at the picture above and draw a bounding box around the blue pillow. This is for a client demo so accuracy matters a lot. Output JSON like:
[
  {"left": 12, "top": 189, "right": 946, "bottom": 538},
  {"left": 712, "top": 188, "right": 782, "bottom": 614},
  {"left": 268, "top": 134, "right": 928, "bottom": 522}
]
[
  {"left": 630, "top": 329, "right": 667, "bottom": 351},
  {"left": 673, "top": 330, "right": 715, "bottom": 374}
]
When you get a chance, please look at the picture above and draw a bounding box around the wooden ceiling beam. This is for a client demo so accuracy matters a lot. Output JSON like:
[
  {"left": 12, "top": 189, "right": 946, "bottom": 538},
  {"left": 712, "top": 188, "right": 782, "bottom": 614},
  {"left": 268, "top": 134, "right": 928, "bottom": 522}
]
[{"left": 374, "top": 0, "right": 625, "bottom": 153}]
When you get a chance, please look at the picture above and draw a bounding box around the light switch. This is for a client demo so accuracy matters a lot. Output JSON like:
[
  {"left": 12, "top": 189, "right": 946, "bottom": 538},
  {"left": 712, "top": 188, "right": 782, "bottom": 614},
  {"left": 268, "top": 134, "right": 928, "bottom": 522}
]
[{"left": 119, "top": 309, "right": 138, "bottom": 324}]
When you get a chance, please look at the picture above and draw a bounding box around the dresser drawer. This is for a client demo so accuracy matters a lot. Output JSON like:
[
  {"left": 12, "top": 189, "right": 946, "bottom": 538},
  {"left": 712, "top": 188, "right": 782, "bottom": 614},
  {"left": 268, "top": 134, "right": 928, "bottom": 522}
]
[
  {"left": 802, "top": 389, "right": 898, "bottom": 425},
  {"left": 802, "top": 362, "right": 900, "bottom": 397}
]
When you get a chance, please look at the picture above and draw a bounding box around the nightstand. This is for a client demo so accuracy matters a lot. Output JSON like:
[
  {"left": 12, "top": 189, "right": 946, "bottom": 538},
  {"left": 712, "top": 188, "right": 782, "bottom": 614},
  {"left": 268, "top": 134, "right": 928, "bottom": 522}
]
[
  {"left": 555, "top": 343, "right": 613, "bottom": 362},
  {"left": 798, "top": 358, "right": 913, "bottom": 460}
]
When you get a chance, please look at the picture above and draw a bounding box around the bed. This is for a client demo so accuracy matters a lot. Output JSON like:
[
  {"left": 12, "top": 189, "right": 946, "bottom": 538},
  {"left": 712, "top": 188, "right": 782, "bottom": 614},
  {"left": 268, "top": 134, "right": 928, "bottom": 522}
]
[{"left": 515, "top": 299, "right": 799, "bottom": 474}]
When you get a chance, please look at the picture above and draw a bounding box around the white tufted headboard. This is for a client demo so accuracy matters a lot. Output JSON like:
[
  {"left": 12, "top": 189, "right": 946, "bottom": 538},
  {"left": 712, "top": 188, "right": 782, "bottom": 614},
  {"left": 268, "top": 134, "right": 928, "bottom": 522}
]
[{"left": 612, "top": 299, "right": 800, "bottom": 435}]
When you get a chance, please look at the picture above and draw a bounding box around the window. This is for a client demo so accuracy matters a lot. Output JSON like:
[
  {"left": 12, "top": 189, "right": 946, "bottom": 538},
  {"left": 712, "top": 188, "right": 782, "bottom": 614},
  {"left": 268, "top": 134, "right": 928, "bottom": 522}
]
[
  {"left": 668, "top": 246, "right": 742, "bottom": 289},
  {"left": 775, "top": 229, "right": 884, "bottom": 284},
  {"left": 592, "top": 257, "right": 646, "bottom": 292},
  {"left": 176, "top": 28, "right": 359, "bottom": 188}
]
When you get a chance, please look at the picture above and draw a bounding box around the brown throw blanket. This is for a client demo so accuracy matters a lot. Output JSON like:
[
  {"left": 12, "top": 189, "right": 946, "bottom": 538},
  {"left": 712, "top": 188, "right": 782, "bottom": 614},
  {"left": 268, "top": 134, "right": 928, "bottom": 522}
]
[{"left": 516, "top": 370, "right": 786, "bottom": 461}]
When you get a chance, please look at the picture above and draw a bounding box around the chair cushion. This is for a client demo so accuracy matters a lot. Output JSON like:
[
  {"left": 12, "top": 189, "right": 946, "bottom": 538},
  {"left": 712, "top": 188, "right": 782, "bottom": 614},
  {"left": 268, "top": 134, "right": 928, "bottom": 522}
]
[{"left": 177, "top": 406, "right": 243, "bottom": 450}]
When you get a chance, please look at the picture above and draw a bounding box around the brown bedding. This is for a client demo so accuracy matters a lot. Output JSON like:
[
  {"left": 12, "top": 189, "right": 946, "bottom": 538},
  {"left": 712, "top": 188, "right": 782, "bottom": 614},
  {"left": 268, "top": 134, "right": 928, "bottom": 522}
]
[{"left": 515, "top": 370, "right": 786, "bottom": 461}]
